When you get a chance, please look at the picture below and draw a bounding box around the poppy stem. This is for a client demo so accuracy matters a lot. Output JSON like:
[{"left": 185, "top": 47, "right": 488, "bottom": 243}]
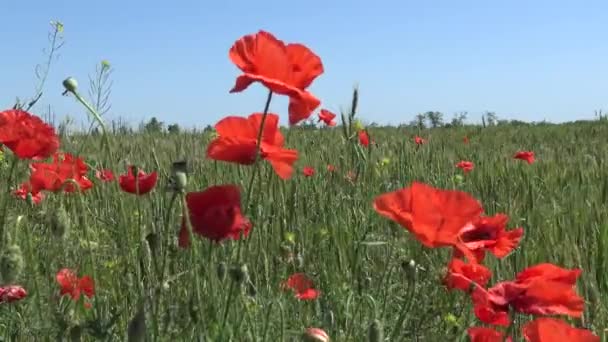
[
  {"left": 243, "top": 90, "right": 274, "bottom": 211},
  {"left": 0, "top": 155, "right": 19, "bottom": 248}
]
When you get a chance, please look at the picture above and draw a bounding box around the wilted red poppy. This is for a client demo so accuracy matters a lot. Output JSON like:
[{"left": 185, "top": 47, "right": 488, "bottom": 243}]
[
  {"left": 463, "top": 136, "right": 470, "bottom": 144},
  {"left": 56, "top": 268, "right": 95, "bottom": 303},
  {"left": 303, "top": 166, "right": 315, "bottom": 177},
  {"left": 0, "top": 285, "right": 27, "bottom": 304},
  {"left": 0, "top": 109, "right": 59, "bottom": 160},
  {"left": 453, "top": 214, "right": 524, "bottom": 263},
  {"left": 414, "top": 136, "right": 425, "bottom": 145},
  {"left": 118, "top": 166, "right": 157, "bottom": 195},
  {"left": 29, "top": 152, "right": 93, "bottom": 193},
  {"left": 373, "top": 182, "right": 483, "bottom": 249},
  {"left": 178, "top": 185, "right": 252, "bottom": 247},
  {"left": 282, "top": 273, "right": 320, "bottom": 300},
  {"left": 13, "top": 182, "right": 44, "bottom": 204},
  {"left": 229, "top": 31, "right": 323, "bottom": 125},
  {"left": 318, "top": 109, "right": 336, "bottom": 126},
  {"left": 358, "top": 130, "right": 370, "bottom": 147},
  {"left": 522, "top": 317, "right": 599, "bottom": 342},
  {"left": 471, "top": 263, "right": 584, "bottom": 327},
  {"left": 467, "top": 327, "right": 511, "bottom": 342},
  {"left": 514, "top": 151, "right": 535, "bottom": 164},
  {"left": 206, "top": 113, "right": 298, "bottom": 180},
  {"left": 95, "top": 169, "right": 115, "bottom": 182},
  {"left": 444, "top": 258, "right": 492, "bottom": 291},
  {"left": 456, "top": 161, "right": 474, "bottom": 173},
  {"left": 326, "top": 164, "right": 336, "bottom": 172}
]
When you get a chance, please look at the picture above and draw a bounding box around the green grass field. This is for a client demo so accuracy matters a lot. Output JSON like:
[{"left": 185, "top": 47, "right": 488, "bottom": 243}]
[{"left": 0, "top": 114, "right": 606, "bottom": 340}]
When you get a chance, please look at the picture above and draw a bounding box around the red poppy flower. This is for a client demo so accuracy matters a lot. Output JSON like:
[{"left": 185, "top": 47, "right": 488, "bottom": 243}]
[
  {"left": 303, "top": 327, "right": 330, "bottom": 342},
  {"left": 358, "top": 130, "right": 370, "bottom": 147},
  {"left": 118, "top": 166, "right": 157, "bottom": 195},
  {"left": 29, "top": 152, "right": 93, "bottom": 193},
  {"left": 303, "top": 166, "right": 315, "bottom": 177},
  {"left": 95, "top": 169, "right": 115, "bottom": 182},
  {"left": 229, "top": 31, "right": 323, "bottom": 125},
  {"left": 326, "top": 164, "right": 336, "bottom": 172},
  {"left": 0, "top": 285, "right": 27, "bottom": 304},
  {"left": 456, "top": 161, "right": 474, "bottom": 173},
  {"left": 454, "top": 214, "right": 524, "bottom": 263},
  {"left": 178, "top": 185, "right": 252, "bottom": 248},
  {"left": 318, "top": 109, "right": 336, "bottom": 126},
  {"left": 467, "top": 327, "right": 511, "bottom": 342},
  {"left": 414, "top": 136, "right": 425, "bottom": 145},
  {"left": 373, "top": 182, "right": 484, "bottom": 249},
  {"left": 282, "top": 273, "right": 320, "bottom": 300},
  {"left": 444, "top": 258, "right": 492, "bottom": 291},
  {"left": 463, "top": 136, "right": 470, "bottom": 144},
  {"left": 522, "top": 317, "right": 599, "bottom": 342},
  {"left": 471, "top": 263, "right": 584, "bottom": 327},
  {"left": 56, "top": 268, "right": 95, "bottom": 302},
  {"left": 0, "top": 109, "right": 59, "bottom": 160},
  {"left": 206, "top": 113, "right": 298, "bottom": 180},
  {"left": 514, "top": 151, "right": 535, "bottom": 164},
  {"left": 13, "top": 182, "right": 44, "bottom": 204}
]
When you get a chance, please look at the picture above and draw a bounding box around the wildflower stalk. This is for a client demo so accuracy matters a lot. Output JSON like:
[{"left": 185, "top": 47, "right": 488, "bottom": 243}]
[
  {"left": 179, "top": 192, "right": 204, "bottom": 333},
  {"left": 19, "top": 212, "right": 46, "bottom": 326},
  {"left": 0, "top": 156, "right": 19, "bottom": 248},
  {"left": 66, "top": 179, "right": 100, "bottom": 319},
  {"left": 62, "top": 79, "right": 112, "bottom": 155},
  {"left": 243, "top": 90, "right": 274, "bottom": 210},
  {"left": 238, "top": 90, "right": 273, "bottom": 262}
]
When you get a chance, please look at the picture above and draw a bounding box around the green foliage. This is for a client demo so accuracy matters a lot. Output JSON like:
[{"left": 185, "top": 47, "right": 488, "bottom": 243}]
[{"left": 1, "top": 119, "right": 607, "bottom": 340}]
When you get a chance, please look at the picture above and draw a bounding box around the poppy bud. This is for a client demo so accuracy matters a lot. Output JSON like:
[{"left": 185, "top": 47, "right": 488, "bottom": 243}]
[
  {"left": 0, "top": 245, "right": 24, "bottom": 284},
  {"left": 367, "top": 319, "right": 384, "bottom": 342},
  {"left": 216, "top": 262, "right": 226, "bottom": 281},
  {"left": 69, "top": 325, "right": 83, "bottom": 342},
  {"left": 246, "top": 281, "right": 257, "bottom": 297},
  {"left": 62, "top": 77, "right": 78, "bottom": 93},
  {"left": 48, "top": 205, "right": 70, "bottom": 239},
  {"left": 402, "top": 259, "right": 418, "bottom": 281},
  {"left": 170, "top": 160, "right": 189, "bottom": 192},
  {"left": 228, "top": 264, "right": 249, "bottom": 284},
  {"left": 127, "top": 305, "right": 147, "bottom": 342},
  {"left": 25, "top": 192, "right": 34, "bottom": 206},
  {"left": 302, "top": 327, "right": 330, "bottom": 342}
]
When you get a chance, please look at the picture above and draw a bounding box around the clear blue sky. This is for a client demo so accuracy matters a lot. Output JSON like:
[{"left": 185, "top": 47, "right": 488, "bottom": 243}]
[{"left": 2, "top": 0, "right": 607, "bottom": 128}]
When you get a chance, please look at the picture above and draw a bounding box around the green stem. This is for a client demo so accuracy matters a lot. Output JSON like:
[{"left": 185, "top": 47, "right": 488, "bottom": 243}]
[
  {"left": 69, "top": 90, "right": 111, "bottom": 155},
  {"left": 237, "top": 91, "right": 273, "bottom": 263},
  {"left": 180, "top": 193, "right": 204, "bottom": 335},
  {"left": 0, "top": 156, "right": 19, "bottom": 248}
]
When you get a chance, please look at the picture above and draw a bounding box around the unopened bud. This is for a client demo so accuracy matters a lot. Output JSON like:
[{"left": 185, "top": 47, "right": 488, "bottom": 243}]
[
  {"left": 127, "top": 305, "right": 147, "bottom": 342},
  {"left": 0, "top": 245, "right": 24, "bottom": 284},
  {"left": 302, "top": 327, "right": 330, "bottom": 342},
  {"left": 170, "top": 160, "right": 189, "bottom": 192},
  {"left": 367, "top": 319, "right": 384, "bottom": 342},
  {"left": 228, "top": 264, "right": 249, "bottom": 284},
  {"left": 49, "top": 205, "right": 70, "bottom": 239},
  {"left": 216, "top": 262, "right": 226, "bottom": 281}
]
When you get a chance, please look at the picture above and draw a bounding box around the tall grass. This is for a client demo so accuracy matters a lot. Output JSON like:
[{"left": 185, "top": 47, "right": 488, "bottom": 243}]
[{"left": 0, "top": 117, "right": 606, "bottom": 340}]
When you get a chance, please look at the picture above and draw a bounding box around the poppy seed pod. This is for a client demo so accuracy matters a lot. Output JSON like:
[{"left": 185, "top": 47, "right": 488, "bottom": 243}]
[
  {"left": 302, "top": 327, "right": 330, "bottom": 342},
  {"left": 0, "top": 245, "right": 24, "bottom": 284},
  {"left": 62, "top": 77, "right": 78, "bottom": 93}
]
